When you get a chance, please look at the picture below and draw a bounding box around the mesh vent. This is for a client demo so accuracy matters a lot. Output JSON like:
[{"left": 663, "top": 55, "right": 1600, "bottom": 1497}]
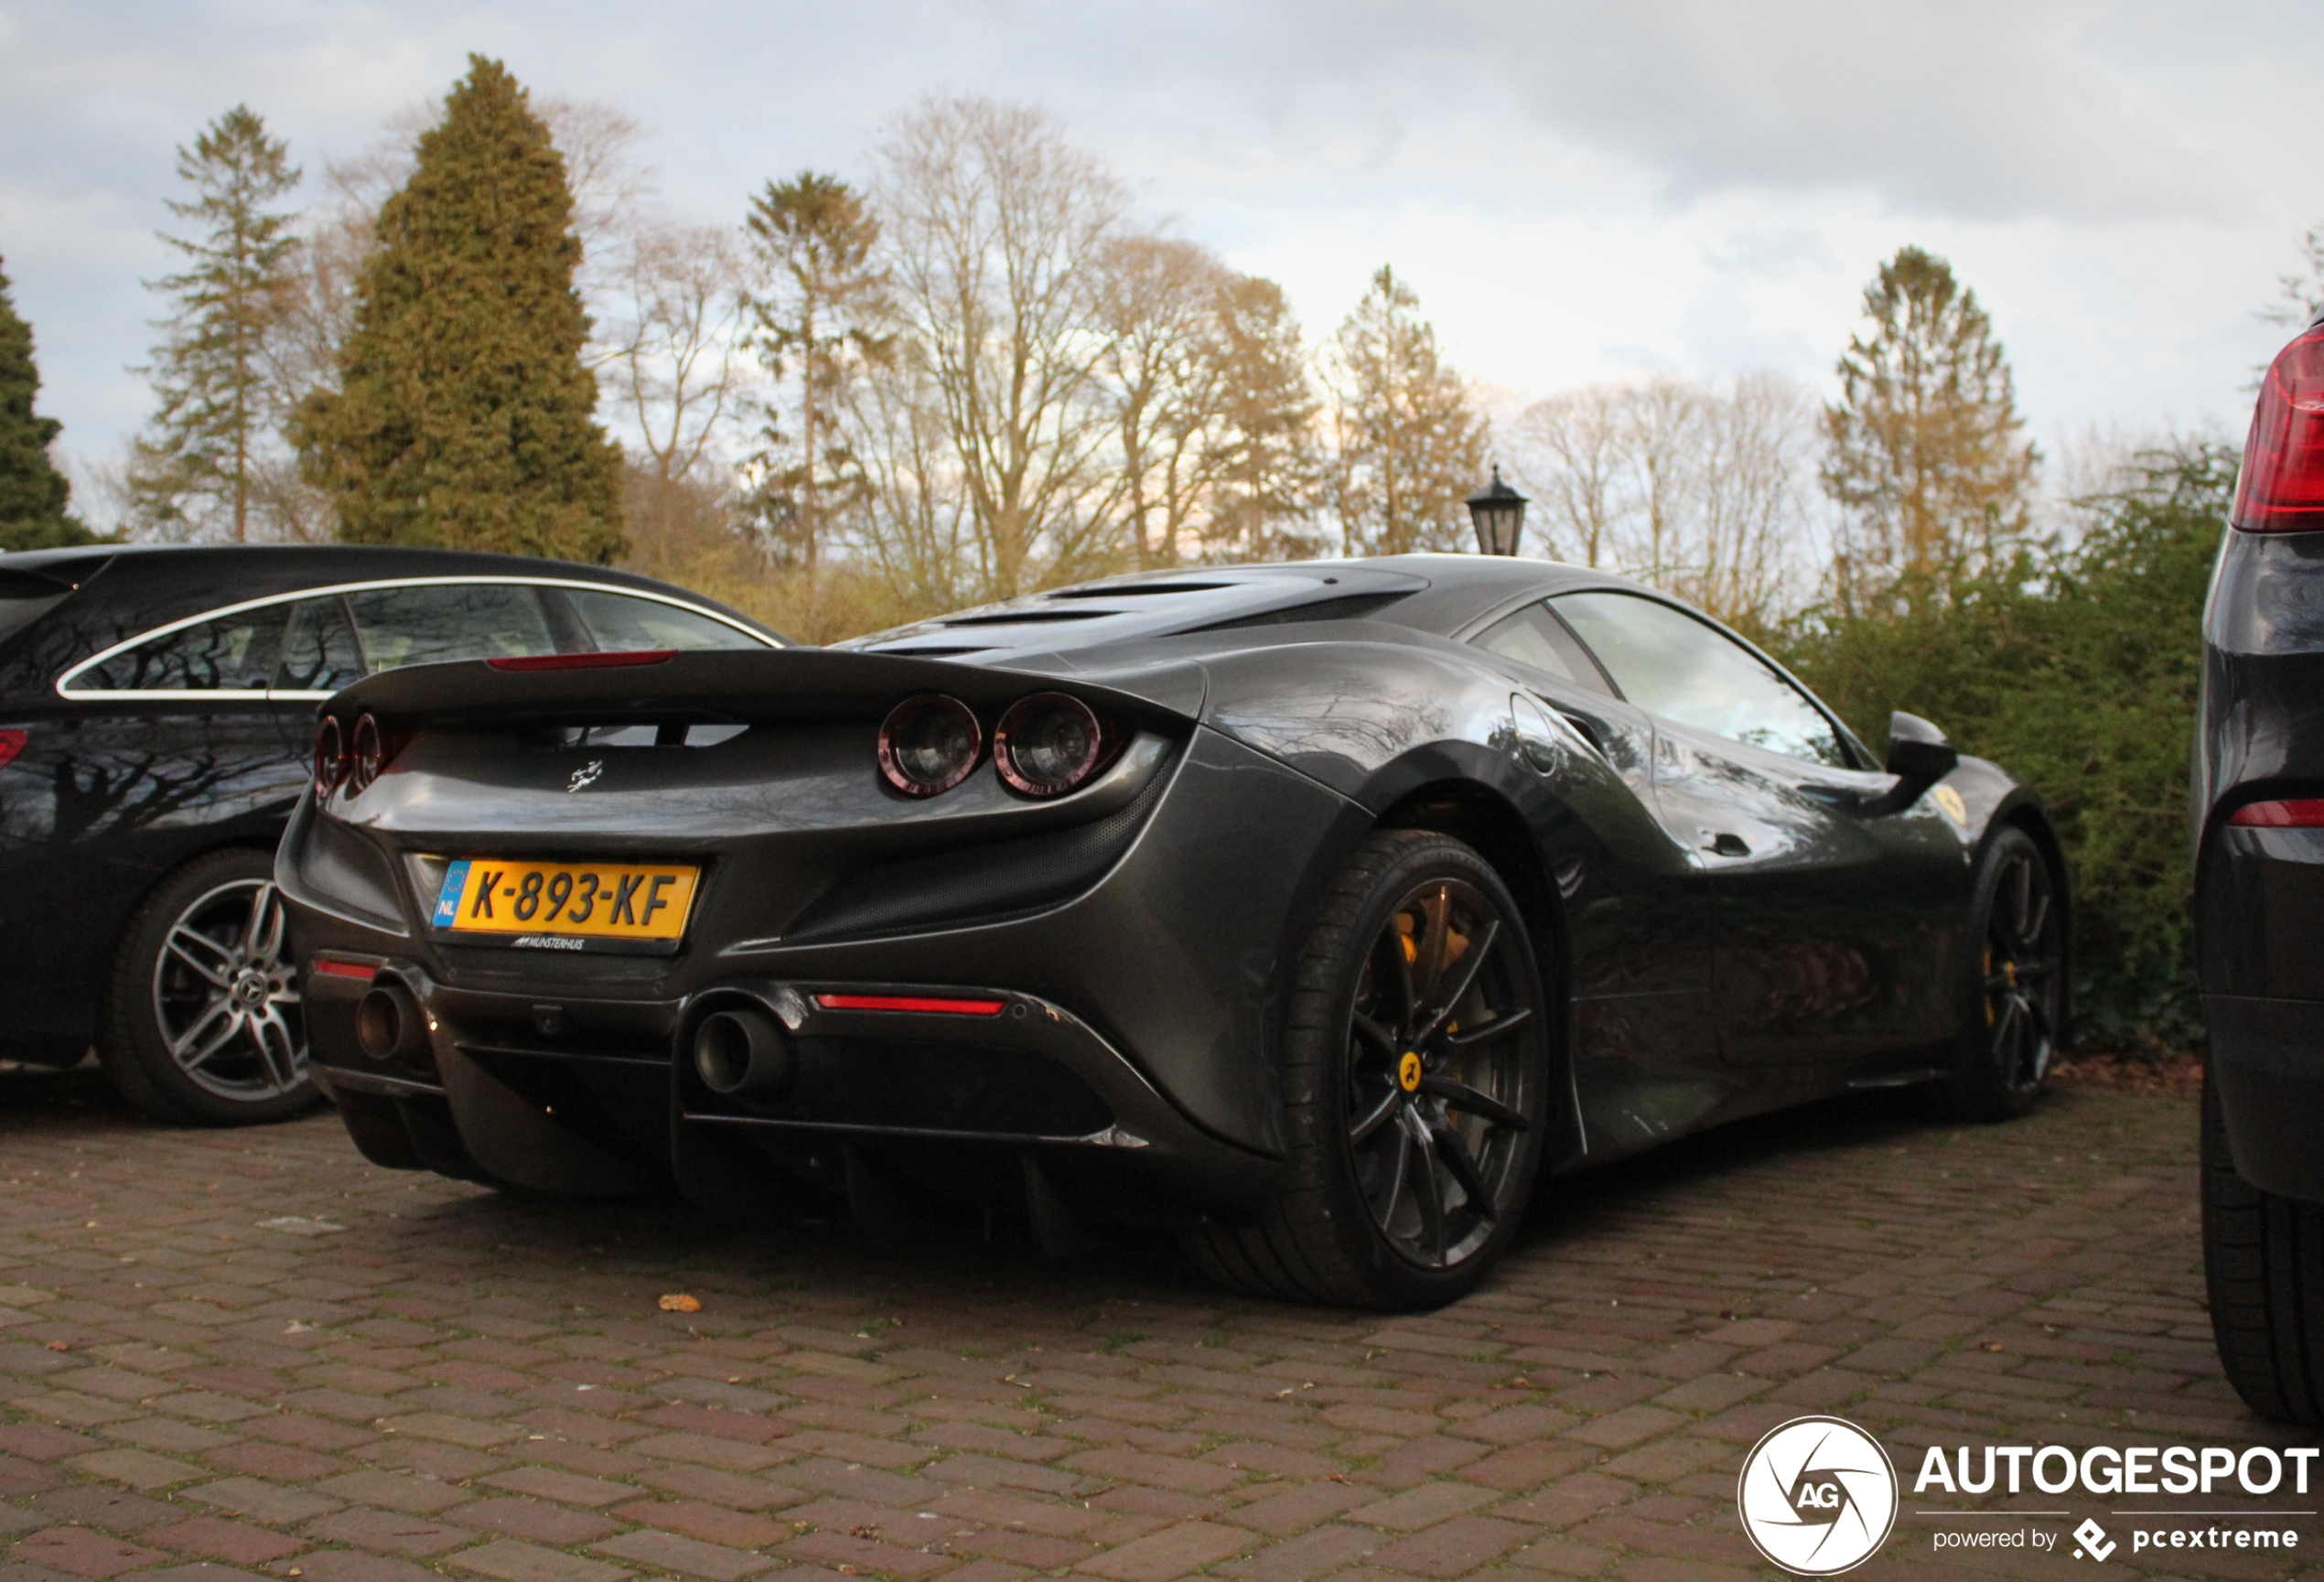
[{"left": 784, "top": 767, "right": 1169, "bottom": 943}]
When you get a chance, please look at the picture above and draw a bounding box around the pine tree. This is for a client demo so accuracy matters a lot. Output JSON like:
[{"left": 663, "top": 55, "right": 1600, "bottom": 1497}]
[
  {"left": 1326, "top": 266, "right": 1487, "bottom": 557},
  {"left": 743, "top": 172, "right": 887, "bottom": 571},
  {"left": 294, "top": 56, "right": 623, "bottom": 563},
  {"left": 0, "top": 256, "right": 96, "bottom": 552},
  {"left": 129, "top": 106, "right": 303, "bottom": 543},
  {"left": 1200, "top": 274, "right": 1322, "bottom": 562},
  {"left": 1821, "top": 245, "right": 2038, "bottom": 614}
]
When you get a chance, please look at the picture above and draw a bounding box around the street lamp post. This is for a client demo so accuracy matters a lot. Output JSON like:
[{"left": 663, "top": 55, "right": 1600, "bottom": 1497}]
[{"left": 1467, "top": 466, "right": 1528, "bottom": 556}]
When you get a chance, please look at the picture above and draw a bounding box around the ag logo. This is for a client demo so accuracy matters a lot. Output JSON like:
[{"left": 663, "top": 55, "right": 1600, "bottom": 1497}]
[{"left": 1737, "top": 1415, "right": 1897, "bottom": 1575}]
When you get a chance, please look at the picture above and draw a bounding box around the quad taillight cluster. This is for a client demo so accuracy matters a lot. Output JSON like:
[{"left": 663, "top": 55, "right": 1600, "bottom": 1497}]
[
  {"left": 877, "top": 692, "right": 1114, "bottom": 800},
  {"left": 2238, "top": 328, "right": 2324, "bottom": 533},
  {"left": 313, "top": 713, "right": 398, "bottom": 800}
]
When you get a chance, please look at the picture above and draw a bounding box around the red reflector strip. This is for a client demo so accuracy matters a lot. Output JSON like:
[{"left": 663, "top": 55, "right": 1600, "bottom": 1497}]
[
  {"left": 2231, "top": 799, "right": 2324, "bottom": 827},
  {"left": 309, "top": 958, "right": 379, "bottom": 981},
  {"left": 813, "top": 993, "right": 1006, "bottom": 1017},
  {"left": 0, "top": 729, "right": 25, "bottom": 770},
  {"left": 487, "top": 650, "right": 674, "bottom": 673}
]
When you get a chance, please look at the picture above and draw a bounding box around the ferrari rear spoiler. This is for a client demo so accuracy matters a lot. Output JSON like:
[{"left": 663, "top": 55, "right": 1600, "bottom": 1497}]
[{"left": 321, "top": 648, "right": 1209, "bottom": 731}]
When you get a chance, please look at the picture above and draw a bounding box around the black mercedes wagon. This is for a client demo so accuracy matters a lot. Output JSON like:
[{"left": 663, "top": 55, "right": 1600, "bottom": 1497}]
[
  {"left": 0, "top": 544, "right": 780, "bottom": 1125},
  {"left": 2199, "top": 311, "right": 2324, "bottom": 1423}
]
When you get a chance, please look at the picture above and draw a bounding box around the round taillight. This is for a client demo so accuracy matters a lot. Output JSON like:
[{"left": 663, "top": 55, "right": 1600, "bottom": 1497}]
[
  {"left": 349, "top": 713, "right": 383, "bottom": 794},
  {"left": 995, "top": 693, "right": 1105, "bottom": 798},
  {"left": 877, "top": 694, "right": 983, "bottom": 797},
  {"left": 313, "top": 716, "right": 346, "bottom": 799}
]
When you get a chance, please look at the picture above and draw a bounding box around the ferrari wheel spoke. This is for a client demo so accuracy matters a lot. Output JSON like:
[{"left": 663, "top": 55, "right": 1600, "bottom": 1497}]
[
  {"left": 1403, "top": 1108, "right": 1448, "bottom": 1261},
  {"left": 1350, "top": 1087, "right": 1403, "bottom": 1146},
  {"left": 1420, "top": 1074, "right": 1530, "bottom": 1131},
  {"left": 1350, "top": 1012, "right": 1400, "bottom": 1057},
  {"left": 1442, "top": 1006, "right": 1532, "bottom": 1052},
  {"left": 1431, "top": 1123, "right": 1496, "bottom": 1220},
  {"left": 1415, "top": 919, "right": 1499, "bottom": 1045},
  {"left": 1376, "top": 1123, "right": 1414, "bottom": 1232},
  {"left": 2018, "top": 883, "right": 2050, "bottom": 950}
]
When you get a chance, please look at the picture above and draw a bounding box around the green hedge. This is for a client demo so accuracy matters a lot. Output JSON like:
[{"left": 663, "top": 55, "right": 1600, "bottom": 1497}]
[{"left": 1775, "top": 445, "right": 2233, "bottom": 1054}]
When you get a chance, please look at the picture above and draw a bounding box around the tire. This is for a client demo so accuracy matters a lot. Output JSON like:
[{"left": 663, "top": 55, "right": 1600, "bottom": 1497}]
[
  {"left": 1937, "top": 825, "right": 2062, "bottom": 1121},
  {"left": 2202, "top": 1063, "right": 2324, "bottom": 1424},
  {"left": 97, "top": 848, "right": 317, "bottom": 1126},
  {"left": 1181, "top": 829, "right": 1552, "bottom": 1309}
]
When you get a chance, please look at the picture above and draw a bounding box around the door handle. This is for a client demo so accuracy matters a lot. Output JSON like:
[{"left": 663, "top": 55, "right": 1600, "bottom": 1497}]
[{"left": 1705, "top": 832, "right": 1750, "bottom": 857}]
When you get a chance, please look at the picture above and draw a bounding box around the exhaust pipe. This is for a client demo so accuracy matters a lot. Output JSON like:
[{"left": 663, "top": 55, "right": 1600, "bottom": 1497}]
[
  {"left": 355, "top": 981, "right": 432, "bottom": 1070},
  {"left": 693, "top": 1007, "right": 795, "bottom": 1098}
]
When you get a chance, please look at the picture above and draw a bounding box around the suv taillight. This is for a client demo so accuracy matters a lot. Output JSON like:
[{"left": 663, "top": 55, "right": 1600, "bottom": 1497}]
[
  {"left": 0, "top": 729, "right": 25, "bottom": 771},
  {"left": 2236, "top": 328, "right": 2324, "bottom": 532}
]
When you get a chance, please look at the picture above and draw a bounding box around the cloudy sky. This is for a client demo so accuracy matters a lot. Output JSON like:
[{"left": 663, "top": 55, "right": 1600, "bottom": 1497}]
[{"left": 0, "top": 0, "right": 2312, "bottom": 476}]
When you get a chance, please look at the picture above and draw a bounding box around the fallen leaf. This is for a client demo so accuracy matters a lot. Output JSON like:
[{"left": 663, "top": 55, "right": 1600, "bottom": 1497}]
[
  {"left": 1981, "top": 1341, "right": 2005, "bottom": 1353},
  {"left": 43, "top": 1340, "right": 68, "bottom": 1352},
  {"left": 658, "top": 1293, "right": 702, "bottom": 1313}
]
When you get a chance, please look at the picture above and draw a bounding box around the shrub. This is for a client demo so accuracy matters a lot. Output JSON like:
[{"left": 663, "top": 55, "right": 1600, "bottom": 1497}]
[{"left": 1778, "top": 444, "right": 2233, "bottom": 1053}]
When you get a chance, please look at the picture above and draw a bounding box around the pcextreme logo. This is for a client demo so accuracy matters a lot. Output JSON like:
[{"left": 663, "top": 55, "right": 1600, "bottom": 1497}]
[{"left": 1737, "top": 1415, "right": 1899, "bottom": 1575}]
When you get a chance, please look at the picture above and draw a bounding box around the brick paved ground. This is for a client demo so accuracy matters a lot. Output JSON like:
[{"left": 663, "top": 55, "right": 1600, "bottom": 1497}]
[{"left": 0, "top": 1064, "right": 2315, "bottom": 1582}]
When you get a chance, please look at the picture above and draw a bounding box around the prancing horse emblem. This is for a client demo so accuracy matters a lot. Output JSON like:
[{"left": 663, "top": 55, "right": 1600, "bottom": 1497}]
[{"left": 566, "top": 759, "right": 605, "bottom": 793}]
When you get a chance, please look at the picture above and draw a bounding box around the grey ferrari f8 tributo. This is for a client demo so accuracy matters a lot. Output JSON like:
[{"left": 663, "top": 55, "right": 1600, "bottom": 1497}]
[{"left": 278, "top": 555, "right": 2066, "bottom": 1308}]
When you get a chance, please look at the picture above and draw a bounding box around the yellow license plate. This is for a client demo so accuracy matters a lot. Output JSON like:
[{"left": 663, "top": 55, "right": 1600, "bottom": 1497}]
[{"left": 432, "top": 858, "right": 699, "bottom": 942}]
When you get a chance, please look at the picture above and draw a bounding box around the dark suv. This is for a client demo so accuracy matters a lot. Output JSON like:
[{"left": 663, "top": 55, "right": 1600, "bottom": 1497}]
[
  {"left": 0, "top": 544, "right": 780, "bottom": 1126},
  {"left": 2198, "top": 313, "right": 2324, "bottom": 1424}
]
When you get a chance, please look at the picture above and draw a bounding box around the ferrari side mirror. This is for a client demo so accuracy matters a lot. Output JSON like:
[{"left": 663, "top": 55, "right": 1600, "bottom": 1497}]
[
  {"left": 1859, "top": 711, "right": 1960, "bottom": 816},
  {"left": 1885, "top": 711, "right": 1959, "bottom": 784}
]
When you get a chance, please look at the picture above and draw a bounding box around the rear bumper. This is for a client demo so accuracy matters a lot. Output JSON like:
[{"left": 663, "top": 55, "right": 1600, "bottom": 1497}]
[
  {"left": 302, "top": 960, "right": 1286, "bottom": 1219},
  {"left": 2207, "top": 995, "right": 2324, "bottom": 1202}
]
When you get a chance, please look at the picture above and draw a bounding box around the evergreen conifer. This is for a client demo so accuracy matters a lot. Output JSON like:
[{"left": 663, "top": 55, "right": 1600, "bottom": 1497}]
[
  {"left": 1821, "top": 245, "right": 2037, "bottom": 613},
  {"left": 0, "top": 257, "right": 97, "bottom": 551},
  {"left": 130, "top": 105, "right": 304, "bottom": 543},
  {"left": 295, "top": 56, "right": 623, "bottom": 561}
]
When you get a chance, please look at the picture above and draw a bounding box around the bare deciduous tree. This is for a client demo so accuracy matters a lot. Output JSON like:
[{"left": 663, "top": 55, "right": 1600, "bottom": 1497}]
[
  {"left": 1512, "top": 372, "right": 1818, "bottom": 628},
  {"left": 861, "top": 94, "right": 1132, "bottom": 599},
  {"left": 1096, "top": 233, "right": 1234, "bottom": 568},
  {"left": 608, "top": 223, "right": 748, "bottom": 487}
]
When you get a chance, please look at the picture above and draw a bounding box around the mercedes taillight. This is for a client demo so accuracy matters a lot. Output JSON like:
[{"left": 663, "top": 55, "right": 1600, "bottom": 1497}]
[{"left": 2235, "top": 328, "right": 2324, "bottom": 532}]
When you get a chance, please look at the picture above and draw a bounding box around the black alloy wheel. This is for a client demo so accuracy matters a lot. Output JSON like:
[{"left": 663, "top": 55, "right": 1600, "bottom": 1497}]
[
  {"left": 98, "top": 847, "right": 318, "bottom": 1126},
  {"left": 1183, "top": 829, "right": 1550, "bottom": 1308},
  {"left": 1941, "top": 825, "right": 2062, "bottom": 1120}
]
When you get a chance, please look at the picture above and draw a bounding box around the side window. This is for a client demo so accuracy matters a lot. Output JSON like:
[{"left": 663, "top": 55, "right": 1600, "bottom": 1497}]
[
  {"left": 345, "top": 584, "right": 558, "bottom": 673},
  {"left": 1471, "top": 602, "right": 1613, "bottom": 695},
  {"left": 565, "top": 588, "right": 766, "bottom": 652},
  {"left": 85, "top": 604, "right": 290, "bottom": 693},
  {"left": 1551, "top": 591, "right": 1849, "bottom": 768},
  {"left": 274, "top": 597, "right": 367, "bottom": 694}
]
